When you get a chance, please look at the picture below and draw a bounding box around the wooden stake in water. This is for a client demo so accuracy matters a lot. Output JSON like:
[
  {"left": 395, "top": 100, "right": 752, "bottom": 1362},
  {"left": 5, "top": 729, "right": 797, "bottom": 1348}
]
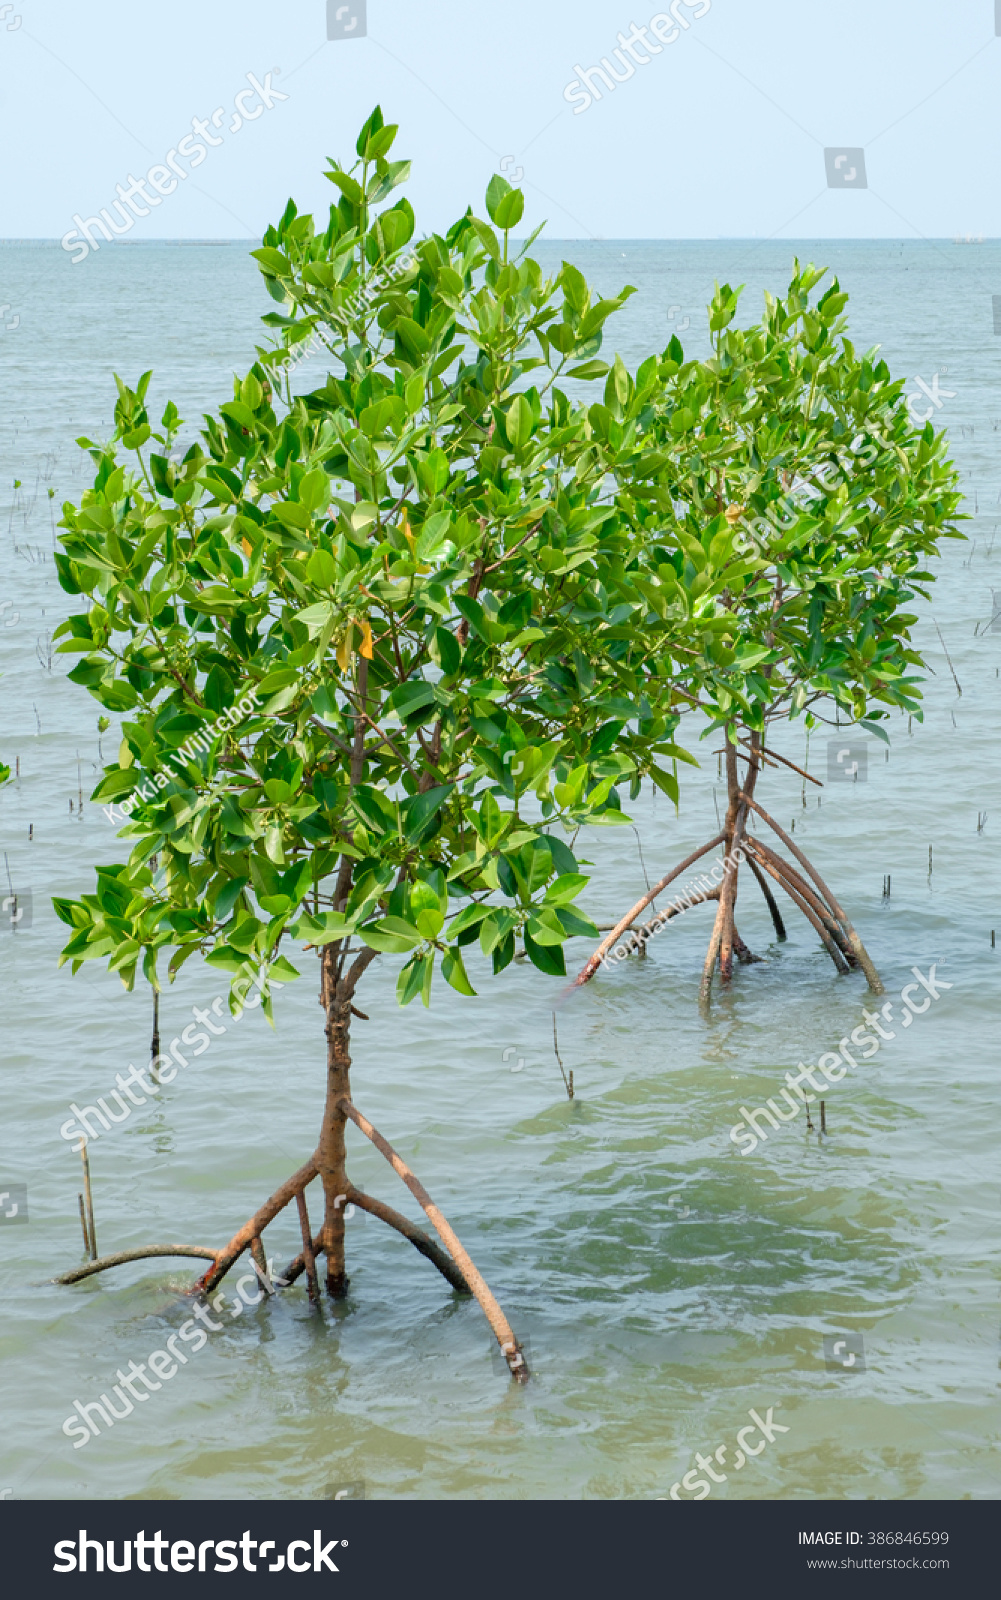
[
  {"left": 151, "top": 989, "right": 160, "bottom": 1082},
  {"left": 80, "top": 1142, "right": 97, "bottom": 1261},
  {"left": 553, "top": 1014, "right": 574, "bottom": 1101},
  {"left": 934, "top": 621, "right": 963, "bottom": 697},
  {"left": 820, "top": 1100, "right": 827, "bottom": 1136},
  {"left": 77, "top": 1193, "right": 90, "bottom": 1255}
]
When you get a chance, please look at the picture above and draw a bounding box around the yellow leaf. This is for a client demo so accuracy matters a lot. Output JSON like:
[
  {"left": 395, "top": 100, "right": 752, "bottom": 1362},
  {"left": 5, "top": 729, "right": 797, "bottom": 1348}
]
[
  {"left": 336, "top": 624, "right": 355, "bottom": 672},
  {"left": 358, "top": 617, "right": 373, "bottom": 659}
]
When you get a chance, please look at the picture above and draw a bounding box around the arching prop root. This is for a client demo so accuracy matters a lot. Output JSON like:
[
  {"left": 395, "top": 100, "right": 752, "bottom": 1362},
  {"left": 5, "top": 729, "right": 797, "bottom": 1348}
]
[
  {"left": 55, "top": 1245, "right": 218, "bottom": 1285},
  {"left": 575, "top": 789, "right": 883, "bottom": 1002},
  {"left": 279, "top": 1184, "right": 472, "bottom": 1298},
  {"left": 572, "top": 831, "right": 726, "bottom": 986},
  {"left": 339, "top": 1098, "right": 528, "bottom": 1382},
  {"left": 56, "top": 1103, "right": 524, "bottom": 1381}
]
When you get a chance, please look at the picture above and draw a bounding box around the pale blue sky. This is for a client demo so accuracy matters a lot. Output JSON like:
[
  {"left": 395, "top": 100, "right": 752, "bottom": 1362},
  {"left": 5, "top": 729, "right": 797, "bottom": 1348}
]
[{"left": 1, "top": 0, "right": 1000, "bottom": 243}]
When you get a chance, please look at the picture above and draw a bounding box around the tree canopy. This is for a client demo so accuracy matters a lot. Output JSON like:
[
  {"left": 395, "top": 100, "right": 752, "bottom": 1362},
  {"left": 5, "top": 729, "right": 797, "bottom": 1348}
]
[
  {"left": 608, "top": 265, "right": 963, "bottom": 747},
  {"left": 51, "top": 108, "right": 688, "bottom": 1015}
]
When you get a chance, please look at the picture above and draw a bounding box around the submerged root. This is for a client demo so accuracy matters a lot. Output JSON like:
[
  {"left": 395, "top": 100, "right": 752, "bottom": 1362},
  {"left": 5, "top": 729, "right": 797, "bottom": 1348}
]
[{"left": 55, "top": 1245, "right": 218, "bottom": 1285}]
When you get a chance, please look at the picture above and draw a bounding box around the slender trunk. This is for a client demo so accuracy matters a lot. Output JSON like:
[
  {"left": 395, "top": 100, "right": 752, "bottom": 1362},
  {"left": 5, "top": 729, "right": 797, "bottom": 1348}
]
[
  {"left": 699, "top": 905, "right": 726, "bottom": 1004},
  {"left": 719, "top": 730, "right": 741, "bottom": 980},
  {"left": 317, "top": 943, "right": 351, "bottom": 1296},
  {"left": 316, "top": 656, "right": 374, "bottom": 1297}
]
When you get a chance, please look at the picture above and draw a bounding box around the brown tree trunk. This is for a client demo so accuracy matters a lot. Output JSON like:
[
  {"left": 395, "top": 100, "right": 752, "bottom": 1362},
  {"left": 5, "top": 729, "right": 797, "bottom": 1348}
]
[
  {"left": 718, "top": 729, "right": 741, "bottom": 981},
  {"left": 317, "top": 944, "right": 352, "bottom": 1296}
]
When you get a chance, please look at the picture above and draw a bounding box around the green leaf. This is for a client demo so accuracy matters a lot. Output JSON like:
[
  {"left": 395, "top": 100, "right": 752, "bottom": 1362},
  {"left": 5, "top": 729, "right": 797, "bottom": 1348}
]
[
  {"left": 397, "top": 948, "right": 433, "bottom": 1007},
  {"left": 447, "top": 902, "right": 489, "bottom": 938},
  {"left": 360, "top": 916, "right": 423, "bottom": 952},
  {"left": 568, "top": 360, "right": 610, "bottom": 380},
  {"left": 290, "top": 910, "right": 354, "bottom": 946},
  {"left": 485, "top": 174, "right": 512, "bottom": 226},
  {"left": 252, "top": 246, "right": 290, "bottom": 276},
  {"left": 555, "top": 906, "right": 599, "bottom": 940},
  {"left": 401, "top": 783, "right": 453, "bottom": 844},
  {"left": 544, "top": 872, "right": 589, "bottom": 906},
  {"left": 214, "top": 877, "right": 249, "bottom": 921},
  {"left": 504, "top": 394, "right": 533, "bottom": 452},
  {"left": 523, "top": 927, "right": 566, "bottom": 976},
  {"left": 442, "top": 945, "right": 476, "bottom": 996},
  {"left": 306, "top": 549, "right": 337, "bottom": 587},
  {"left": 298, "top": 468, "right": 329, "bottom": 512}
]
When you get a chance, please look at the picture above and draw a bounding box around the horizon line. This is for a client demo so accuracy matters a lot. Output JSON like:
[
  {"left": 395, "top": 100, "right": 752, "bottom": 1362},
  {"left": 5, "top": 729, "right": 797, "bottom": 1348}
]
[{"left": 2, "top": 235, "right": 999, "bottom": 246}]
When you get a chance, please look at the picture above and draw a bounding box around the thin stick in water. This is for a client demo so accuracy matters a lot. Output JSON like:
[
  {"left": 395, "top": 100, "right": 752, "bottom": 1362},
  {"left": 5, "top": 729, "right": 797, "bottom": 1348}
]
[
  {"left": 81, "top": 1142, "right": 97, "bottom": 1260},
  {"left": 553, "top": 1013, "right": 573, "bottom": 1101},
  {"left": 934, "top": 621, "right": 962, "bottom": 696}
]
